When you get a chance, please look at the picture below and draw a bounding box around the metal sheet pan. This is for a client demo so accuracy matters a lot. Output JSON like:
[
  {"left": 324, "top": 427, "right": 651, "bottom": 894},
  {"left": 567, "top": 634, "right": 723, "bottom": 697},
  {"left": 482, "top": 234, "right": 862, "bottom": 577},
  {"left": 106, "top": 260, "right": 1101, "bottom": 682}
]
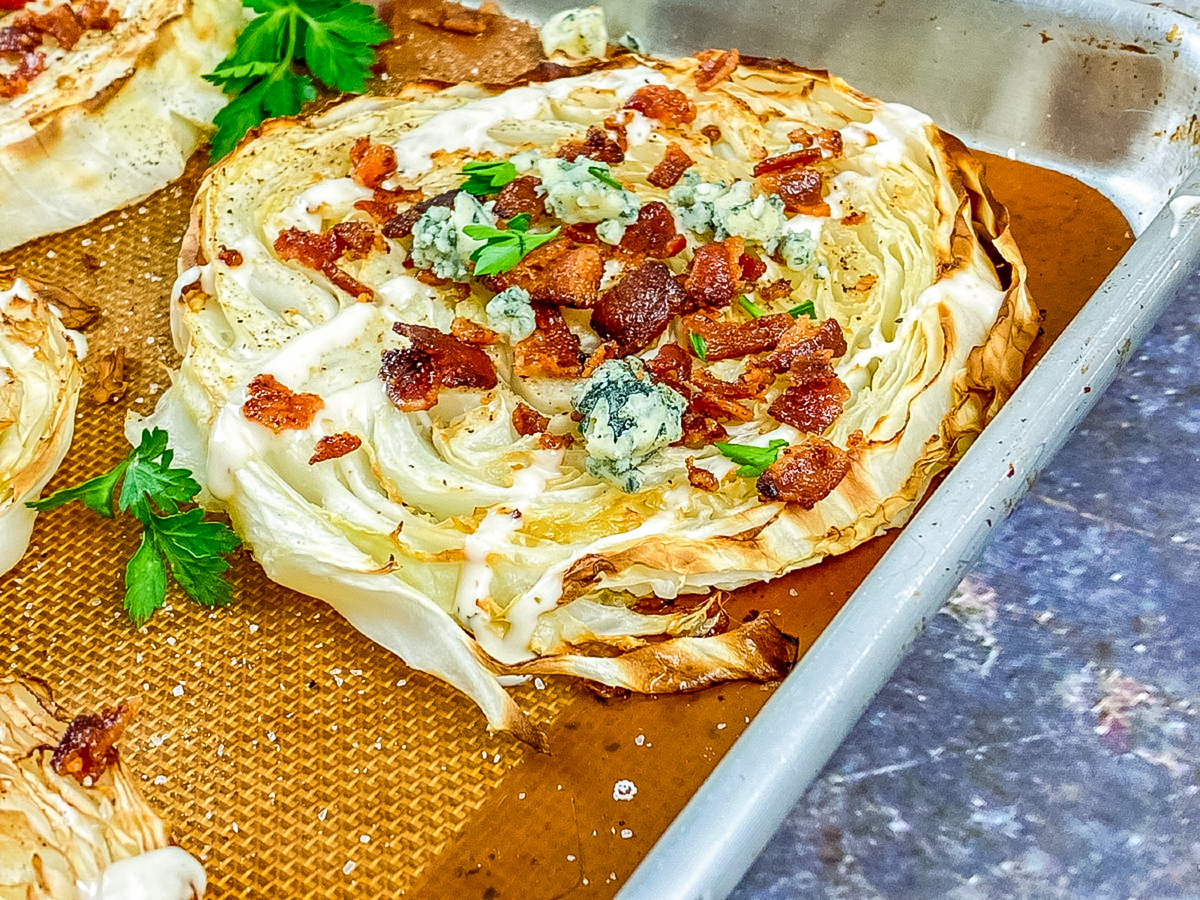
[{"left": 490, "top": 0, "right": 1200, "bottom": 897}]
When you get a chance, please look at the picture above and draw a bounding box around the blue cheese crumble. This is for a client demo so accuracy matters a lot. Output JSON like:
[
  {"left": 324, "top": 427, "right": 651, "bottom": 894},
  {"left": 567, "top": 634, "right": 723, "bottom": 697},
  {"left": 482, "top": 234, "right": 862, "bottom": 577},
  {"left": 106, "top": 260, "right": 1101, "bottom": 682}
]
[
  {"left": 780, "top": 230, "right": 817, "bottom": 269},
  {"left": 485, "top": 286, "right": 536, "bottom": 341},
  {"left": 571, "top": 358, "right": 686, "bottom": 492},
  {"left": 409, "top": 192, "right": 493, "bottom": 282},
  {"left": 669, "top": 172, "right": 788, "bottom": 254},
  {"left": 535, "top": 157, "right": 640, "bottom": 227},
  {"left": 539, "top": 6, "right": 608, "bottom": 60}
]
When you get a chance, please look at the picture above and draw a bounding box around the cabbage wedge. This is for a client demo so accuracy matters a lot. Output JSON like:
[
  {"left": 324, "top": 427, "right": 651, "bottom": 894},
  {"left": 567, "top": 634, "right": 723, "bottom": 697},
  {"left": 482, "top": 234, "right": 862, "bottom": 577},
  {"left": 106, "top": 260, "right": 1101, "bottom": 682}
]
[{"left": 143, "top": 54, "right": 1039, "bottom": 746}]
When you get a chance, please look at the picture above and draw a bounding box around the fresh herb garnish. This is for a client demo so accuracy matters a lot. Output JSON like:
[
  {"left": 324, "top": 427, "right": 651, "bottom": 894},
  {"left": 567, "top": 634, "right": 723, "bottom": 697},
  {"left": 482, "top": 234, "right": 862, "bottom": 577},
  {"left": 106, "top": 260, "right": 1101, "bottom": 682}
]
[
  {"left": 28, "top": 428, "right": 241, "bottom": 627},
  {"left": 688, "top": 331, "right": 708, "bottom": 361},
  {"left": 588, "top": 165, "right": 625, "bottom": 190},
  {"left": 460, "top": 160, "right": 519, "bottom": 196},
  {"left": 204, "top": 0, "right": 391, "bottom": 160},
  {"left": 788, "top": 299, "right": 816, "bottom": 319},
  {"left": 738, "top": 295, "right": 765, "bottom": 318},
  {"left": 715, "top": 439, "right": 789, "bottom": 477},
  {"left": 463, "top": 215, "right": 561, "bottom": 277}
]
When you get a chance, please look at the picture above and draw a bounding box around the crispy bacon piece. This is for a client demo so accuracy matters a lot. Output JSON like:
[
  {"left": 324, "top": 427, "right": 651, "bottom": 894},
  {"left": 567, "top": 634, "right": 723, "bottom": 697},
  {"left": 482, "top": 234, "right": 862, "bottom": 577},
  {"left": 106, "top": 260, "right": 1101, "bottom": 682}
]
[
  {"left": 647, "top": 141, "right": 695, "bottom": 190},
  {"left": 786, "top": 127, "right": 844, "bottom": 158},
  {"left": 0, "top": 49, "right": 44, "bottom": 98},
  {"left": 681, "top": 310, "right": 793, "bottom": 360},
  {"left": 539, "top": 432, "right": 574, "bottom": 450},
  {"left": 75, "top": 0, "right": 117, "bottom": 28},
  {"left": 0, "top": 22, "right": 41, "bottom": 54},
  {"left": 561, "top": 222, "right": 598, "bottom": 243},
  {"left": 752, "top": 148, "right": 821, "bottom": 177},
  {"left": 354, "top": 199, "right": 398, "bottom": 222},
  {"left": 451, "top": 316, "right": 499, "bottom": 345},
  {"left": 488, "top": 238, "right": 603, "bottom": 308},
  {"left": 686, "top": 457, "right": 720, "bottom": 491},
  {"left": 51, "top": 698, "right": 137, "bottom": 783},
  {"left": 273, "top": 225, "right": 377, "bottom": 300},
  {"left": 350, "top": 138, "right": 398, "bottom": 190},
  {"left": 382, "top": 190, "right": 457, "bottom": 239},
  {"left": 644, "top": 341, "right": 692, "bottom": 392},
  {"left": 33, "top": 3, "right": 82, "bottom": 49},
  {"left": 381, "top": 322, "right": 499, "bottom": 411},
  {"left": 513, "top": 306, "right": 582, "bottom": 378},
  {"left": 592, "top": 259, "right": 690, "bottom": 355},
  {"left": 740, "top": 252, "right": 767, "bottom": 283},
  {"left": 512, "top": 402, "right": 550, "bottom": 436},
  {"left": 756, "top": 435, "right": 852, "bottom": 509},
  {"left": 309, "top": 432, "right": 362, "bottom": 464},
  {"left": 623, "top": 84, "right": 697, "bottom": 124},
  {"left": 765, "top": 316, "right": 848, "bottom": 373},
  {"left": 644, "top": 344, "right": 767, "bottom": 445},
  {"left": 689, "top": 368, "right": 766, "bottom": 422},
  {"left": 243, "top": 373, "right": 324, "bottom": 432},
  {"left": 492, "top": 175, "right": 546, "bottom": 222},
  {"left": 685, "top": 237, "right": 746, "bottom": 308},
  {"left": 557, "top": 125, "right": 624, "bottom": 165},
  {"left": 217, "top": 245, "right": 243, "bottom": 267},
  {"left": 617, "top": 200, "right": 687, "bottom": 259},
  {"left": 0, "top": 0, "right": 31, "bottom": 11},
  {"left": 700, "top": 124, "right": 722, "bottom": 143},
  {"left": 694, "top": 48, "right": 739, "bottom": 91},
  {"left": 768, "top": 369, "right": 849, "bottom": 433},
  {"left": 841, "top": 211, "right": 867, "bottom": 226},
  {"left": 759, "top": 167, "right": 829, "bottom": 215},
  {"left": 759, "top": 278, "right": 793, "bottom": 302}
]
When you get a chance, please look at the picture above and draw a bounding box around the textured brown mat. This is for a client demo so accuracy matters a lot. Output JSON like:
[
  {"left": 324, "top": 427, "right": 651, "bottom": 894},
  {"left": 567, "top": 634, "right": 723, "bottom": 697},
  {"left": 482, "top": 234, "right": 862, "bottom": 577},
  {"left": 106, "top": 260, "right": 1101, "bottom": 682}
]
[{"left": 0, "top": 67, "right": 1132, "bottom": 900}]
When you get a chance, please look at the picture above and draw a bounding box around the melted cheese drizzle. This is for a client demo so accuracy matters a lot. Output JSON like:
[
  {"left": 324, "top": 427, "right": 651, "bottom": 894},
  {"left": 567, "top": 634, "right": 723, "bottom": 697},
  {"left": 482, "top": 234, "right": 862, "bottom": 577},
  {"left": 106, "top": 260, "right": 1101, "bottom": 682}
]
[{"left": 390, "top": 66, "right": 668, "bottom": 178}]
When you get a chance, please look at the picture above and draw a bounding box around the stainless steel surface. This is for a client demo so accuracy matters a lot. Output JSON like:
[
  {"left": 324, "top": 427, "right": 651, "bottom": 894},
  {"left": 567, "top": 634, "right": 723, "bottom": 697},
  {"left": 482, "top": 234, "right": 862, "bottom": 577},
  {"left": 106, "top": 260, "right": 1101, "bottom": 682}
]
[{"left": 495, "top": 0, "right": 1200, "bottom": 896}]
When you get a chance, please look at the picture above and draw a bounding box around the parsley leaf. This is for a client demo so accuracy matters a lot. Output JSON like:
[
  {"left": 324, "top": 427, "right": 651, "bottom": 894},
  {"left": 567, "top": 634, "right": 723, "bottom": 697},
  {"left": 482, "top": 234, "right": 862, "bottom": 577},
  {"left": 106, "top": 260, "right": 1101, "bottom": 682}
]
[
  {"left": 588, "top": 165, "right": 625, "bottom": 190},
  {"left": 788, "top": 299, "right": 816, "bottom": 319},
  {"left": 204, "top": 0, "right": 390, "bottom": 160},
  {"left": 738, "top": 295, "right": 766, "bottom": 318},
  {"left": 28, "top": 428, "right": 241, "bottom": 628},
  {"left": 688, "top": 331, "right": 708, "bottom": 361},
  {"left": 715, "top": 439, "right": 789, "bottom": 477},
  {"left": 460, "top": 160, "right": 519, "bottom": 196},
  {"left": 464, "top": 218, "right": 561, "bottom": 277}
]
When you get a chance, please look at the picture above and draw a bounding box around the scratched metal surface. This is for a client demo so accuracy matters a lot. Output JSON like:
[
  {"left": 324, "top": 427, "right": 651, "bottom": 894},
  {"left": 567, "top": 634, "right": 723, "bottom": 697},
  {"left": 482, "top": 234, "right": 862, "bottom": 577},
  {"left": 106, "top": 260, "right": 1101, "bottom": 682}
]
[{"left": 494, "top": 1, "right": 1200, "bottom": 897}]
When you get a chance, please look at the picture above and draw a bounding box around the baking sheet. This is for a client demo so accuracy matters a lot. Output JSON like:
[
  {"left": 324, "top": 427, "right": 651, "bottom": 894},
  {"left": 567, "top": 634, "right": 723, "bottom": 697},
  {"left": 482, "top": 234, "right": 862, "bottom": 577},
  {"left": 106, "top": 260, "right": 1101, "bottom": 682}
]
[{"left": 2, "top": 0, "right": 1198, "bottom": 898}]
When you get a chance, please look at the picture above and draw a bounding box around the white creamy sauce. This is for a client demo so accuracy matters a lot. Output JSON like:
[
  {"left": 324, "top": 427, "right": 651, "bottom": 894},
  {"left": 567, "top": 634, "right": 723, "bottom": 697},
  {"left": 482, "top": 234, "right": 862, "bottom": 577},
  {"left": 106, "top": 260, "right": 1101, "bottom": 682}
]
[
  {"left": 782, "top": 212, "right": 824, "bottom": 241},
  {"left": 621, "top": 109, "right": 655, "bottom": 148},
  {"left": 0, "top": 276, "right": 34, "bottom": 312},
  {"left": 390, "top": 67, "right": 668, "bottom": 178},
  {"left": 77, "top": 846, "right": 206, "bottom": 900},
  {"left": 1169, "top": 194, "right": 1200, "bottom": 239},
  {"left": 842, "top": 102, "right": 932, "bottom": 169},
  {"left": 273, "top": 178, "right": 374, "bottom": 235}
]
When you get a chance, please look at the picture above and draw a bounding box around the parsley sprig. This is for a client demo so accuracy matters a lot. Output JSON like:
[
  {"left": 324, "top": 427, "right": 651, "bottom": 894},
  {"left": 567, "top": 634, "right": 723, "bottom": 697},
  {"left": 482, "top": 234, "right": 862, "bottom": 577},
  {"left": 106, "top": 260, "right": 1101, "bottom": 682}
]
[
  {"left": 28, "top": 429, "right": 241, "bottom": 627},
  {"left": 204, "top": 0, "right": 391, "bottom": 160},
  {"left": 588, "top": 165, "right": 625, "bottom": 190},
  {"left": 715, "top": 439, "right": 789, "bottom": 477},
  {"left": 464, "top": 214, "right": 561, "bottom": 277},
  {"left": 460, "top": 160, "right": 519, "bottom": 196},
  {"left": 788, "top": 299, "right": 816, "bottom": 319},
  {"left": 688, "top": 331, "right": 709, "bottom": 361}
]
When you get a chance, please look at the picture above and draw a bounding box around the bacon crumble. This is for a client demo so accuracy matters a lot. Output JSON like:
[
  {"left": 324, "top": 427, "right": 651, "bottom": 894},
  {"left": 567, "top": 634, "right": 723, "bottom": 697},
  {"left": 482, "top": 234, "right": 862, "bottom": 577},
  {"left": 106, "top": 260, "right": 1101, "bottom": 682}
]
[
  {"left": 647, "top": 141, "right": 695, "bottom": 189},
  {"left": 492, "top": 175, "right": 546, "bottom": 221},
  {"left": 617, "top": 200, "right": 686, "bottom": 259},
  {"left": 487, "top": 237, "right": 603, "bottom": 308},
  {"left": 513, "top": 306, "right": 582, "bottom": 378},
  {"left": 350, "top": 137, "right": 398, "bottom": 189},
  {"left": 556, "top": 125, "right": 624, "bottom": 164},
  {"left": 51, "top": 698, "right": 138, "bottom": 783},
  {"left": 681, "top": 310, "right": 794, "bottom": 361},
  {"left": 622, "top": 84, "right": 697, "bottom": 124},
  {"left": 380, "top": 322, "right": 499, "bottom": 411},
  {"left": 592, "top": 259, "right": 690, "bottom": 355},
  {"left": 217, "top": 245, "right": 243, "bottom": 267},
  {"left": 243, "top": 373, "right": 324, "bottom": 433},
  {"left": 309, "top": 432, "right": 363, "bottom": 464},
  {"left": 273, "top": 224, "right": 380, "bottom": 300},
  {"left": 756, "top": 435, "right": 854, "bottom": 508},
  {"left": 685, "top": 237, "right": 747, "bottom": 308},
  {"left": 694, "top": 48, "right": 739, "bottom": 91},
  {"left": 511, "top": 402, "right": 550, "bottom": 436},
  {"left": 0, "top": 0, "right": 117, "bottom": 97}
]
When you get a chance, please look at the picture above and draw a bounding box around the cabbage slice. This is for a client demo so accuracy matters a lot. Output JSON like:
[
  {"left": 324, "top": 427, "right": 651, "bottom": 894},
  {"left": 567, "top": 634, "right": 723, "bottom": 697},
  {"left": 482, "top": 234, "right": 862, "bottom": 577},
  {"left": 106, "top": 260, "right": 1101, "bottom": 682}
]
[{"left": 142, "top": 55, "right": 1038, "bottom": 745}]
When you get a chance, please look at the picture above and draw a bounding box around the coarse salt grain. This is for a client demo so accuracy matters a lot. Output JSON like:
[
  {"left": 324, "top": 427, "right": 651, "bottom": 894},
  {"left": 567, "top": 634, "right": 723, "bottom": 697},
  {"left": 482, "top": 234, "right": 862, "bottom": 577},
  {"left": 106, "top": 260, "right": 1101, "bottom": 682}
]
[
  {"left": 360, "top": 835, "right": 370, "bottom": 844},
  {"left": 153, "top": 775, "right": 167, "bottom": 785},
  {"left": 343, "top": 861, "right": 356, "bottom": 875},
  {"left": 172, "top": 684, "right": 184, "bottom": 697},
  {"left": 318, "top": 809, "right": 327, "bottom": 821},
  {"left": 620, "top": 829, "right": 633, "bottom": 839},
  {"left": 634, "top": 734, "right": 645, "bottom": 746}
]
